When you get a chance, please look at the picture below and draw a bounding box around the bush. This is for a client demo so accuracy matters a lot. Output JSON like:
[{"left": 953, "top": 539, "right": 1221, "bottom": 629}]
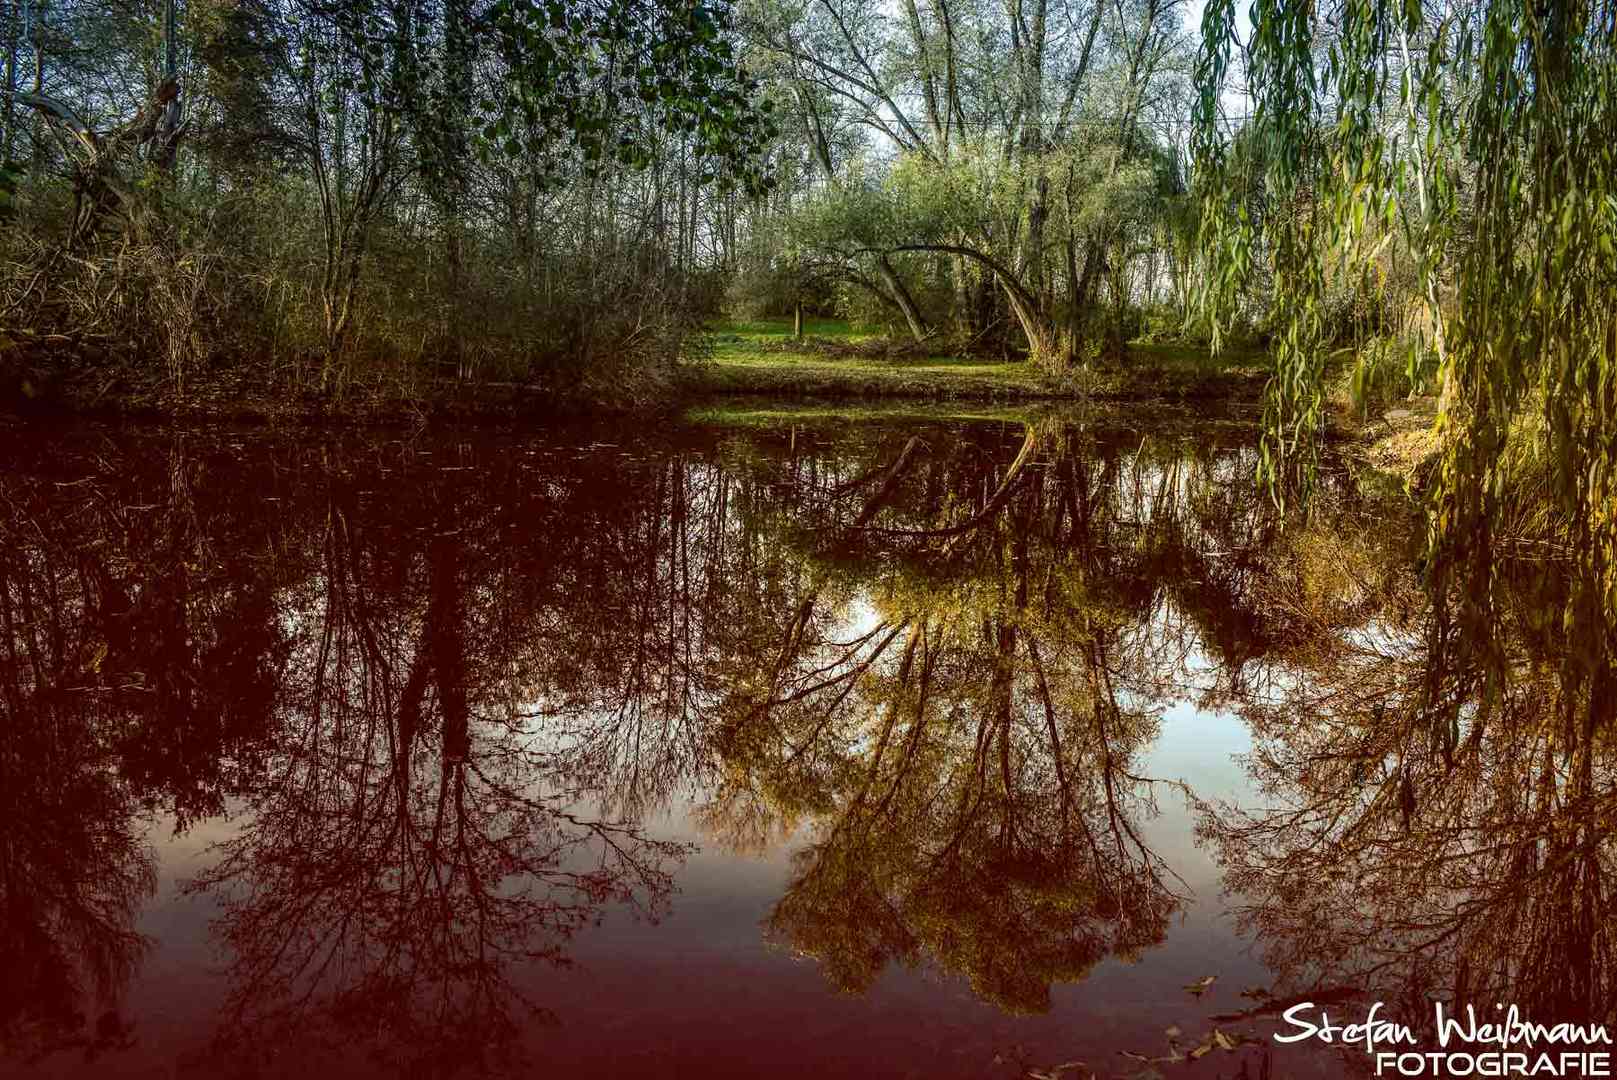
[
  {"left": 1337, "top": 332, "right": 1439, "bottom": 417},
  {"left": 0, "top": 169, "right": 705, "bottom": 412}
]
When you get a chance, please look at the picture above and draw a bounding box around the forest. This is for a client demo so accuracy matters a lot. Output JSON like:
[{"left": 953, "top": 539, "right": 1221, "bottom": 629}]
[
  {"left": 0, "top": 0, "right": 1206, "bottom": 402},
  {"left": 0, "top": 0, "right": 1604, "bottom": 404}
]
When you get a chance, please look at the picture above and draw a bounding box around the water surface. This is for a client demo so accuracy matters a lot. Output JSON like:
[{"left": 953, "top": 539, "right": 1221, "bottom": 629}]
[{"left": 2, "top": 408, "right": 1607, "bottom": 1078}]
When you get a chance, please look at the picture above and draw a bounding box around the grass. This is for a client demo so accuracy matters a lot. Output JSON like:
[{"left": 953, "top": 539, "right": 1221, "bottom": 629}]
[
  {"left": 684, "top": 399, "right": 1042, "bottom": 427},
  {"left": 1127, "top": 340, "right": 1270, "bottom": 372},
  {"left": 700, "top": 346, "right": 1052, "bottom": 398},
  {"left": 687, "top": 316, "right": 1272, "bottom": 403},
  {"left": 712, "top": 316, "right": 875, "bottom": 342},
  {"left": 698, "top": 315, "right": 1048, "bottom": 399},
  {"left": 682, "top": 399, "right": 1276, "bottom": 442}
]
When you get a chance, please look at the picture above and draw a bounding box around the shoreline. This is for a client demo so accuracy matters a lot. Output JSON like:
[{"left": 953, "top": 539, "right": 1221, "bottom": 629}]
[
  {"left": 0, "top": 330, "right": 1442, "bottom": 490},
  {"left": 0, "top": 345, "right": 1274, "bottom": 421}
]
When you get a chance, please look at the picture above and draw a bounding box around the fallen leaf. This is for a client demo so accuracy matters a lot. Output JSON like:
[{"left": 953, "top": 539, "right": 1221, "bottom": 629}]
[
  {"left": 1212, "top": 1030, "right": 1239, "bottom": 1052},
  {"left": 1184, "top": 975, "right": 1218, "bottom": 996},
  {"left": 1027, "top": 1066, "right": 1089, "bottom": 1080},
  {"left": 1164, "top": 1025, "right": 1182, "bottom": 1039},
  {"left": 1189, "top": 1043, "right": 1214, "bottom": 1060}
]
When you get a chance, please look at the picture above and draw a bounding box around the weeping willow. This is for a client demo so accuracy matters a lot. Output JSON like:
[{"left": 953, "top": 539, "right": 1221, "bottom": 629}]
[{"left": 1193, "top": 0, "right": 1616, "bottom": 729}]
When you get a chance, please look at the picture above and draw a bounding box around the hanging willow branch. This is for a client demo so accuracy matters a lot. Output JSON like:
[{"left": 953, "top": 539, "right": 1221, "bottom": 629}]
[{"left": 1192, "top": 0, "right": 1617, "bottom": 725}]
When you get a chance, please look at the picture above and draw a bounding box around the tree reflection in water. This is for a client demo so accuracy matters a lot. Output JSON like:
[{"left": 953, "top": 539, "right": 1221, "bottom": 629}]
[
  {"left": 703, "top": 420, "right": 1256, "bottom": 1011},
  {"left": 0, "top": 442, "right": 191, "bottom": 1062},
  {"left": 1199, "top": 547, "right": 1617, "bottom": 1035},
  {"left": 183, "top": 523, "right": 691, "bottom": 1075},
  {"left": 0, "top": 647, "right": 155, "bottom": 1064},
  {"left": 1, "top": 415, "right": 1611, "bottom": 1074},
  {"left": 1, "top": 433, "right": 704, "bottom": 1073}
]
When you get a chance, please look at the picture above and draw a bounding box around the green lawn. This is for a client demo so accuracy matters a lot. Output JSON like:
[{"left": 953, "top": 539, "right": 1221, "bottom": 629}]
[
  {"left": 696, "top": 316, "right": 1056, "bottom": 399},
  {"left": 687, "top": 316, "right": 1271, "bottom": 402},
  {"left": 710, "top": 315, "right": 876, "bottom": 342},
  {"left": 1127, "top": 340, "right": 1270, "bottom": 372}
]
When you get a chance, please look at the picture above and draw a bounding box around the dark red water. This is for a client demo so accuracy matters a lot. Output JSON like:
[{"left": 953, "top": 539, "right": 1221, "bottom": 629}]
[{"left": 2, "top": 411, "right": 1606, "bottom": 1079}]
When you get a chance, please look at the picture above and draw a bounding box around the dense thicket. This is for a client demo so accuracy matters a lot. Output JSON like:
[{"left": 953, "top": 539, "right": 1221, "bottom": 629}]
[{"left": 0, "top": 0, "right": 775, "bottom": 406}]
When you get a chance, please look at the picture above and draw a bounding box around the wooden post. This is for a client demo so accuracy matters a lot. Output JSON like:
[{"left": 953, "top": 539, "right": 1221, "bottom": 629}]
[{"left": 794, "top": 302, "right": 804, "bottom": 340}]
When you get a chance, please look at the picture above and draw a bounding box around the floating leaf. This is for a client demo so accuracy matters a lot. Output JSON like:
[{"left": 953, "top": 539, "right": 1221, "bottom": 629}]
[{"left": 1029, "top": 1068, "right": 1090, "bottom": 1080}]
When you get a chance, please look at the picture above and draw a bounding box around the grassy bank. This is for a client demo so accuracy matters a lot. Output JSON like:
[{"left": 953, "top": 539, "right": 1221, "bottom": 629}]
[
  {"left": 3, "top": 314, "right": 1276, "bottom": 422},
  {"left": 685, "top": 317, "right": 1272, "bottom": 403}
]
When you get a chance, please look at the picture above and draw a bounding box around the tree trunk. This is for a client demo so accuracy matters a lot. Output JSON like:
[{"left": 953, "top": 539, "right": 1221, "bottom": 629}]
[
  {"left": 1025, "top": 170, "right": 1049, "bottom": 298},
  {"left": 886, "top": 242, "right": 1065, "bottom": 367},
  {"left": 1073, "top": 243, "right": 1104, "bottom": 326},
  {"left": 951, "top": 254, "right": 975, "bottom": 340},
  {"left": 1001, "top": 279, "right": 1065, "bottom": 371},
  {"left": 441, "top": 0, "right": 472, "bottom": 380},
  {"left": 2, "top": 4, "right": 16, "bottom": 161},
  {"left": 1066, "top": 237, "right": 1082, "bottom": 337},
  {"left": 877, "top": 255, "right": 930, "bottom": 342},
  {"left": 29, "top": 2, "right": 42, "bottom": 179}
]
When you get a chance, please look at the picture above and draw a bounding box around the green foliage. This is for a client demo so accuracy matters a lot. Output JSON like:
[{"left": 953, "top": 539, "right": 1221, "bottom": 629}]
[
  {"left": 1194, "top": 0, "right": 1617, "bottom": 718},
  {"left": 1345, "top": 332, "right": 1437, "bottom": 417},
  {"left": 724, "top": 221, "right": 833, "bottom": 320},
  {"left": 479, "top": 0, "right": 779, "bottom": 193},
  {"left": 0, "top": 0, "right": 781, "bottom": 405},
  {"left": 785, "top": 137, "right": 1183, "bottom": 363}
]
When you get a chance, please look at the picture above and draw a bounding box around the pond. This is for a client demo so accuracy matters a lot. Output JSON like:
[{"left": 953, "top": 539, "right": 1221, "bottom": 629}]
[{"left": 2, "top": 406, "right": 1609, "bottom": 1079}]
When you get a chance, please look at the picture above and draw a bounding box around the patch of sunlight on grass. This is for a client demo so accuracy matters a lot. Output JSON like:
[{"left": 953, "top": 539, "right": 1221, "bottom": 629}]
[
  {"left": 690, "top": 323, "right": 1272, "bottom": 403},
  {"left": 702, "top": 334, "right": 1038, "bottom": 382}
]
